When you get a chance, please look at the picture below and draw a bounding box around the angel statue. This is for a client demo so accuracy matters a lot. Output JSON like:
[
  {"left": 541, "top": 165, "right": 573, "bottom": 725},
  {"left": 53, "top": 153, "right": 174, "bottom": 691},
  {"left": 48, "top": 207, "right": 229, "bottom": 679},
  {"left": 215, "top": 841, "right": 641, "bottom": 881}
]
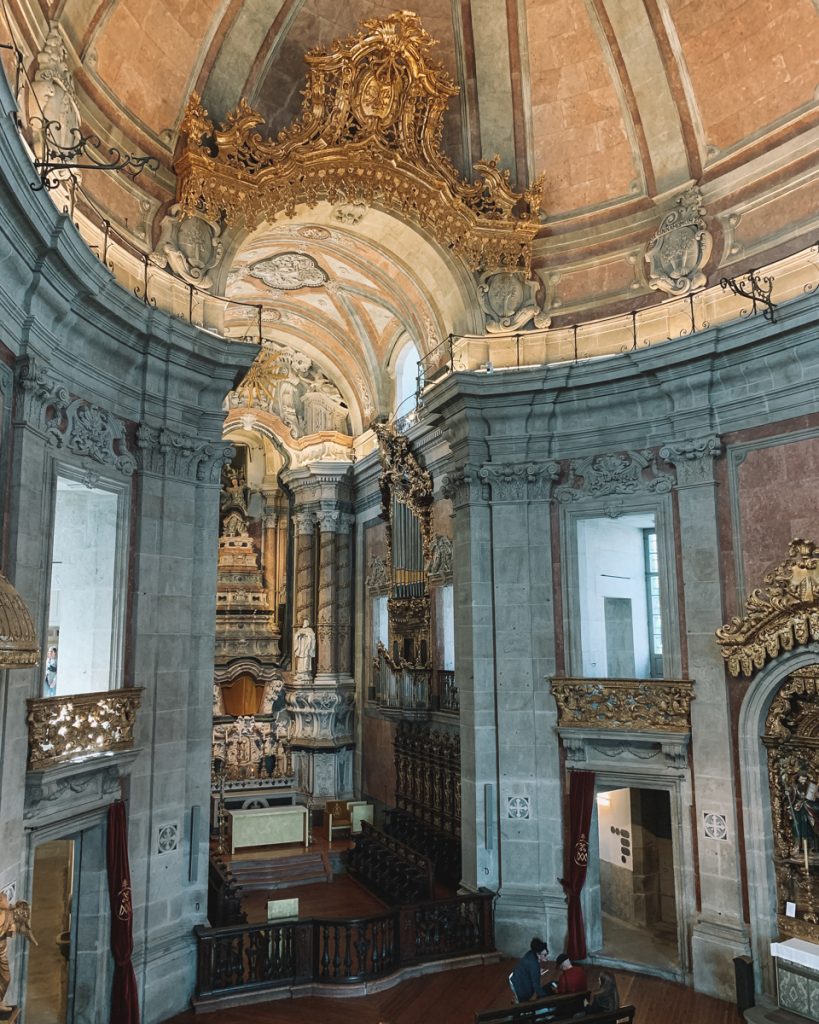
[{"left": 0, "top": 892, "right": 38, "bottom": 1013}]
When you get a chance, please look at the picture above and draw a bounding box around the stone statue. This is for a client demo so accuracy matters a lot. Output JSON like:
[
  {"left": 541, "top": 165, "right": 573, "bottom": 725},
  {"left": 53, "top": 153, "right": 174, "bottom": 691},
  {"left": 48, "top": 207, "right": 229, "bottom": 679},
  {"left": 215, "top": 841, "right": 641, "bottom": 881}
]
[
  {"left": 0, "top": 893, "right": 37, "bottom": 1014},
  {"left": 293, "top": 620, "right": 316, "bottom": 675}
]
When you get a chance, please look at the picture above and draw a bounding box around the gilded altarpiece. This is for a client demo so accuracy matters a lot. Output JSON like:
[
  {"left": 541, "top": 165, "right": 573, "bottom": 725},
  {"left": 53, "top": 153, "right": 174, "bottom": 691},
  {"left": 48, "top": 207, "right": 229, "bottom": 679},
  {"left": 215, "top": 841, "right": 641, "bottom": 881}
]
[{"left": 765, "top": 668, "right": 819, "bottom": 940}]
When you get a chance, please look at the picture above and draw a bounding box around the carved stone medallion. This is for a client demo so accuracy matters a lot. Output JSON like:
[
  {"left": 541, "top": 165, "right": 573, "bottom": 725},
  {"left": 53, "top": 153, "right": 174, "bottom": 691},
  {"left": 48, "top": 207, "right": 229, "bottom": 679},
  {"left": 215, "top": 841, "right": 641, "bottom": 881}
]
[
  {"left": 645, "top": 187, "right": 712, "bottom": 296},
  {"left": 150, "top": 204, "right": 223, "bottom": 289},
  {"left": 478, "top": 269, "right": 551, "bottom": 332}
]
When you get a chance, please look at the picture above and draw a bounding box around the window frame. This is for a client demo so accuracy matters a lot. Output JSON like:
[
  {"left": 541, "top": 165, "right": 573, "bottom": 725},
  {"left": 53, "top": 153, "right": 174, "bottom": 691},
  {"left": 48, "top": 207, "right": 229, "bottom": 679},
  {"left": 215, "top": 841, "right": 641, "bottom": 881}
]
[{"left": 559, "top": 494, "right": 681, "bottom": 680}]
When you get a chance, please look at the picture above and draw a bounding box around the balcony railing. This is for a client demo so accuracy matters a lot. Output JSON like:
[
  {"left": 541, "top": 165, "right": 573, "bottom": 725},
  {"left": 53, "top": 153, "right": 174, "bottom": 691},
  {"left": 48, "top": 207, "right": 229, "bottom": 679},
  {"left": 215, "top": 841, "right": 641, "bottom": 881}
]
[
  {"left": 26, "top": 688, "right": 142, "bottom": 771},
  {"left": 549, "top": 677, "right": 694, "bottom": 733},
  {"left": 373, "top": 646, "right": 431, "bottom": 713},
  {"left": 437, "top": 669, "right": 459, "bottom": 713},
  {"left": 194, "top": 890, "right": 495, "bottom": 1003}
]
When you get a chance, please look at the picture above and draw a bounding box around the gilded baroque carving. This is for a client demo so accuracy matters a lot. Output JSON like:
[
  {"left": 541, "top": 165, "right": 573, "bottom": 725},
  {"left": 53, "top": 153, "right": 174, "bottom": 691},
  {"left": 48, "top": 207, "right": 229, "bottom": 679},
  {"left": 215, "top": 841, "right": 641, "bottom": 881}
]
[
  {"left": 176, "top": 12, "right": 543, "bottom": 272},
  {"left": 136, "top": 424, "right": 233, "bottom": 482},
  {"left": 375, "top": 422, "right": 434, "bottom": 560},
  {"left": 645, "top": 187, "right": 712, "bottom": 296},
  {"left": 228, "top": 342, "right": 350, "bottom": 439},
  {"left": 478, "top": 269, "right": 550, "bottom": 332},
  {"left": 26, "top": 688, "right": 142, "bottom": 770},
  {"left": 479, "top": 461, "right": 560, "bottom": 502},
  {"left": 660, "top": 435, "right": 722, "bottom": 486},
  {"left": 717, "top": 539, "right": 819, "bottom": 678},
  {"left": 551, "top": 678, "right": 694, "bottom": 733},
  {"left": 554, "top": 449, "right": 673, "bottom": 504},
  {"left": 150, "top": 203, "right": 223, "bottom": 288},
  {"left": 764, "top": 667, "right": 819, "bottom": 936}
]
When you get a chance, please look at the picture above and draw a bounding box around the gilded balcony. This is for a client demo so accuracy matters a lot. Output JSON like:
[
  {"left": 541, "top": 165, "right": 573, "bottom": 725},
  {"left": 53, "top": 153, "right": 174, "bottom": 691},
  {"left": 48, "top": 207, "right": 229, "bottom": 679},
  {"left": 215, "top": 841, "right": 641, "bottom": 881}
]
[
  {"left": 26, "top": 688, "right": 142, "bottom": 771},
  {"left": 550, "top": 677, "right": 694, "bottom": 734}
]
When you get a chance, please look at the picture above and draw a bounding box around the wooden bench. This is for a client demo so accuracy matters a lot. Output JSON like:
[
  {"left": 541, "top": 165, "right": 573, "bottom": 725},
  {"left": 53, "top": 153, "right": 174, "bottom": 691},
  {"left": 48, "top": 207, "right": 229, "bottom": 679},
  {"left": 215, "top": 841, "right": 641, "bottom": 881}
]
[{"left": 475, "top": 989, "right": 589, "bottom": 1023}]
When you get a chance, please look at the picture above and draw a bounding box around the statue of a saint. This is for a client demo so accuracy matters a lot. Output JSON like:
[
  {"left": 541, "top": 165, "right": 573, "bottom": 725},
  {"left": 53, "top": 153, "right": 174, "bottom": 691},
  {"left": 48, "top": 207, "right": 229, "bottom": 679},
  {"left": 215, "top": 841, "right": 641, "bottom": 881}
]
[
  {"left": 786, "top": 768, "right": 818, "bottom": 855},
  {"left": 0, "top": 893, "right": 38, "bottom": 1013},
  {"left": 294, "top": 620, "right": 316, "bottom": 675}
]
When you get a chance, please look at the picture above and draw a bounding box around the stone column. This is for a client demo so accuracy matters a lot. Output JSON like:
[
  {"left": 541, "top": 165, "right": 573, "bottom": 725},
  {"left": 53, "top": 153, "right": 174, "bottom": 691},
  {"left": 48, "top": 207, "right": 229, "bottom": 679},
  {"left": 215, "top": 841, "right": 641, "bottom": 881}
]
[
  {"left": 292, "top": 510, "right": 316, "bottom": 635},
  {"left": 336, "top": 513, "right": 354, "bottom": 678},
  {"left": 315, "top": 510, "right": 340, "bottom": 677},
  {"left": 261, "top": 493, "right": 279, "bottom": 623},
  {"left": 661, "top": 435, "right": 750, "bottom": 1000},
  {"left": 477, "top": 460, "right": 566, "bottom": 953}
]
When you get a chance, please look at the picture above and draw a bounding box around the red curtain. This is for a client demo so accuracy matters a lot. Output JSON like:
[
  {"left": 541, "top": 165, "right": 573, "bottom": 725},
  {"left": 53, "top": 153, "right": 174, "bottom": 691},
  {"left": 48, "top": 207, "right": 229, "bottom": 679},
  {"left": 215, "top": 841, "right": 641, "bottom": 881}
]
[
  {"left": 559, "top": 769, "right": 595, "bottom": 961},
  {"left": 107, "top": 800, "right": 140, "bottom": 1024}
]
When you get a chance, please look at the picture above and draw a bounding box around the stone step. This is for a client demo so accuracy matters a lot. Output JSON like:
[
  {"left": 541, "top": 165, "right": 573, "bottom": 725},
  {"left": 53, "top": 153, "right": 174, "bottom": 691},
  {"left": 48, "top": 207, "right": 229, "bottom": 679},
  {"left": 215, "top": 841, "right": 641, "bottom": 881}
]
[{"left": 230, "top": 851, "right": 332, "bottom": 891}]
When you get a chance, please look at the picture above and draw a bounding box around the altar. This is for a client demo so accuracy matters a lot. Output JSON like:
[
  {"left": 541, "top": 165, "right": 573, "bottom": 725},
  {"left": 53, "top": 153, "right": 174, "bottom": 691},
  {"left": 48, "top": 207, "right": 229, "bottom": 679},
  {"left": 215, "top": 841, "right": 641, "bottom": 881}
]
[
  {"left": 227, "top": 805, "right": 309, "bottom": 853},
  {"left": 771, "top": 939, "right": 819, "bottom": 1022}
]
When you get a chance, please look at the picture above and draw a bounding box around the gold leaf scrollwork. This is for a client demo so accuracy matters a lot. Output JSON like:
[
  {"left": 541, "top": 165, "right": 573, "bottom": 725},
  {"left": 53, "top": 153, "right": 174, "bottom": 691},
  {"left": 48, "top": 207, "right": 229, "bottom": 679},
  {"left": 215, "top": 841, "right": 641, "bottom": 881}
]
[
  {"left": 175, "top": 12, "right": 543, "bottom": 272},
  {"left": 550, "top": 678, "right": 694, "bottom": 733},
  {"left": 716, "top": 539, "right": 819, "bottom": 678},
  {"left": 26, "top": 688, "right": 142, "bottom": 771}
]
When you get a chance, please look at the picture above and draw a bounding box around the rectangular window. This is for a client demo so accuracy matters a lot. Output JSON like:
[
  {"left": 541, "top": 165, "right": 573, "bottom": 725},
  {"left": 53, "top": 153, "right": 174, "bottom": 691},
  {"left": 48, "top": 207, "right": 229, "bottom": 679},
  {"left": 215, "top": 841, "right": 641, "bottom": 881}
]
[
  {"left": 576, "top": 512, "right": 663, "bottom": 679},
  {"left": 46, "top": 474, "right": 125, "bottom": 696},
  {"left": 441, "top": 583, "right": 454, "bottom": 671}
]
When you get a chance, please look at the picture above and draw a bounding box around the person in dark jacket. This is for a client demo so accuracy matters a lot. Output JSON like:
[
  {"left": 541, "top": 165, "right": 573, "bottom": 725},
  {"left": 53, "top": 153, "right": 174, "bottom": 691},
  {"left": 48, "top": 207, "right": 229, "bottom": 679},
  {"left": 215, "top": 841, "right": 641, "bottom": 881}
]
[
  {"left": 509, "top": 937, "right": 550, "bottom": 1002},
  {"left": 586, "top": 970, "right": 619, "bottom": 1014}
]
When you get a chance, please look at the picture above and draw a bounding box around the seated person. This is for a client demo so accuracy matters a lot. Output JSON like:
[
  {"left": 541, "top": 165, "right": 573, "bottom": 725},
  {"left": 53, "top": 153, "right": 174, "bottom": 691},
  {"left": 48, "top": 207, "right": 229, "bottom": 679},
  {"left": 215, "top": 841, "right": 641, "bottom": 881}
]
[
  {"left": 585, "top": 970, "right": 619, "bottom": 1014},
  {"left": 510, "top": 937, "right": 550, "bottom": 1002},
  {"left": 553, "top": 952, "right": 587, "bottom": 995}
]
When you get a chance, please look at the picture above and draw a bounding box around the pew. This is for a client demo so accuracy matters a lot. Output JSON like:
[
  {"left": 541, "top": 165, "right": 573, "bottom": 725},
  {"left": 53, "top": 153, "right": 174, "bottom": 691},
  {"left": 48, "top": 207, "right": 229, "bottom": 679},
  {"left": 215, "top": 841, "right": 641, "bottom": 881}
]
[
  {"left": 474, "top": 990, "right": 589, "bottom": 1023},
  {"left": 475, "top": 999, "right": 635, "bottom": 1024}
]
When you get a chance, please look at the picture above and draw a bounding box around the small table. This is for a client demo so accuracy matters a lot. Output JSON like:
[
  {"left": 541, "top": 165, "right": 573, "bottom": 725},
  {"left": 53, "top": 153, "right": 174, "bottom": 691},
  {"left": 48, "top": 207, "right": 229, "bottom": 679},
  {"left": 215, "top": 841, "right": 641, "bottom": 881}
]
[{"left": 227, "top": 805, "right": 308, "bottom": 853}]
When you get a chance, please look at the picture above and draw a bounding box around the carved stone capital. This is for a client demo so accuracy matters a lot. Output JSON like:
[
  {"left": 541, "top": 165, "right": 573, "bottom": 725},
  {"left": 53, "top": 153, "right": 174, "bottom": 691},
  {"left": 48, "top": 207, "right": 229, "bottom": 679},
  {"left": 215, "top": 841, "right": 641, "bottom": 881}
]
[
  {"left": 479, "top": 460, "right": 560, "bottom": 502},
  {"left": 285, "top": 687, "right": 355, "bottom": 745},
  {"left": 292, "top": 510, "right": 316, "bottom": 535},
  {"left": 315, "top": 509, "right": 342, "bottom": 532},
  {"left": 441, "top": 463, "right": 483, "bottom": 509},
  {"left": 660, "top": 435, "right": 722, "bottom": 486},
  {"left": 136, "top": 424, "right": 233, "bottom": 482},
  {"left": 17, "top": 359, "right": 137, "bottom": 475}
]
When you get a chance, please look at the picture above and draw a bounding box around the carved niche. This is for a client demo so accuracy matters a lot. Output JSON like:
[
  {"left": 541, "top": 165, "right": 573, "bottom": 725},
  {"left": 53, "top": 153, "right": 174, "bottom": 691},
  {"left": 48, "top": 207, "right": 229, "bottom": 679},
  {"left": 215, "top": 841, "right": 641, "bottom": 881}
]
[
  {"left": 227, "top": 342, "right": 350, "bottom": 439},
  {"left": 645, "top": 187, "right": 712, "bottom": 296},
  {"left": 150, "top": 204, "right": 223, "bottom": 289},
  {"left": 716, "top": 539, "right": 819, "bottom": 678}
]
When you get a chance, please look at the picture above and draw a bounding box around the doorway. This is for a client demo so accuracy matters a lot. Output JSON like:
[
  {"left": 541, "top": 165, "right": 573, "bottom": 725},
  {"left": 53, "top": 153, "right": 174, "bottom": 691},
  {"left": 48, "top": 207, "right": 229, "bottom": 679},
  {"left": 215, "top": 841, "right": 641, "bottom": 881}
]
[
  {"left": 25, "top": 838, "right": 77, "bottom": 1023},
  {"left": 593, "top": 787, "right": 679, "bottom": 973}
]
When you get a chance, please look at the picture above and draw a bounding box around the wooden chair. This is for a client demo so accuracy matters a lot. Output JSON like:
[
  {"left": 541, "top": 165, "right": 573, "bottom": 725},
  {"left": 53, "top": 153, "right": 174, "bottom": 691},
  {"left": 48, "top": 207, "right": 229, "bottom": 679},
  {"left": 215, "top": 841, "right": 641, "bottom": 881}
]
[{"left": 326, "top": 799, "right": 352, "bottom": 842}]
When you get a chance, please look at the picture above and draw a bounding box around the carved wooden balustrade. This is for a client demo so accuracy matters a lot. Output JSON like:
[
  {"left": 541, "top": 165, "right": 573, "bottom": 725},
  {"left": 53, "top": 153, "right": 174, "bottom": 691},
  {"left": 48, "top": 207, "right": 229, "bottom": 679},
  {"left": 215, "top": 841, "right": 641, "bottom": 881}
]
[
  {"left": 395, "top": 721, "right": 461, "bottom": 838},
  {"left": 208, "top": 858, "right": 247, "bottom": 928},
  {"left": 384, "top": 808, "right": 462, "bottom": 887},
  {"left": 194, "top": 890, "right": 495, "bottom": 1003},
  {"left": 26, "top": 688, "right": 142, "bottom": 770},
  {"left": 346, "top": 820, "right": 435, "bottom": 905}
]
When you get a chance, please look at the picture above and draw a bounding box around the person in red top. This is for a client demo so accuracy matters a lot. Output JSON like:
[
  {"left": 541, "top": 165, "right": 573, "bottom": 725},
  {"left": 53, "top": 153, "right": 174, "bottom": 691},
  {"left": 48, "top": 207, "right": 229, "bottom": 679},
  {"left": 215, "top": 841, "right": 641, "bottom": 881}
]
[{"left": 554, "top": 952, "right": 587, "bottom": 995}]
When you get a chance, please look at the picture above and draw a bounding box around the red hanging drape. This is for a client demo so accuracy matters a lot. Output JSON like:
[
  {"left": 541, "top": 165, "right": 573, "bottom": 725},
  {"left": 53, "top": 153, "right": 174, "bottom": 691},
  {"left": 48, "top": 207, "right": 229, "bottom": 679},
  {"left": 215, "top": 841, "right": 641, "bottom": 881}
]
[
  {"left": 559, "top": 769, "right": 595, "bottom": 961},
  {"left": 107, "top": 800, "right": 140, "bottom": 1024}
]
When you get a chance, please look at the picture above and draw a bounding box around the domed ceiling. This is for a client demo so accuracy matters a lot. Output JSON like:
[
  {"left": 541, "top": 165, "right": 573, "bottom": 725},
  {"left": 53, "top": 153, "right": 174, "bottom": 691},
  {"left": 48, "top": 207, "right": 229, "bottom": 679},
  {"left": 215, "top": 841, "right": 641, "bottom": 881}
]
[{"left": 2, "top": 0, "right": 818, "bottom": 323}]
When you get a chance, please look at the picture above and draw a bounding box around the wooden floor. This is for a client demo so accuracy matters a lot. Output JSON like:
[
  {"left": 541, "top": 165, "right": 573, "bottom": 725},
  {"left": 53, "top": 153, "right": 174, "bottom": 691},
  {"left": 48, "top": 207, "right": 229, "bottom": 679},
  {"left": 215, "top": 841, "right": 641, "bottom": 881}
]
[{"left": 164, "top": 958, "right": 740, "bottom": 1024}]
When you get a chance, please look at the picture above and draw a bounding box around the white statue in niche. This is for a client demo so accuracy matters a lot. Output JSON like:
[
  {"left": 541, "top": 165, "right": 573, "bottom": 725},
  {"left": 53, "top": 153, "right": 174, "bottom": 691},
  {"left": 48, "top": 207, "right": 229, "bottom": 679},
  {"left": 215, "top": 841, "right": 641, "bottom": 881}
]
[{"left": 293, "top": 621, "right": 316, "bottom": 675}]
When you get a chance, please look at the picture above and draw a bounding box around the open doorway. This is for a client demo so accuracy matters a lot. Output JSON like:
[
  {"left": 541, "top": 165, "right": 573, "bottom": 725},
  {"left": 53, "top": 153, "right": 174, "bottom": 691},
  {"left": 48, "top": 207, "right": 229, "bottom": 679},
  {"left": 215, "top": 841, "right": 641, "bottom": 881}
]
[
  {"left": 594, "top": 787, "right": 679, "bottom": 973},
  {"left": 26, "top": 838, "right": 77, "bottom": 1023}
]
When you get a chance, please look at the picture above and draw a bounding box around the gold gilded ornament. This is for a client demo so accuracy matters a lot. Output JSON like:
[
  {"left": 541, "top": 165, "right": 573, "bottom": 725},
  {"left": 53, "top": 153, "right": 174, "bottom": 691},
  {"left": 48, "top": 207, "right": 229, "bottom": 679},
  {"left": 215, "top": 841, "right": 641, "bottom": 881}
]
[{"left": 175, "top": 12, "right": 543, "bottom": 272}]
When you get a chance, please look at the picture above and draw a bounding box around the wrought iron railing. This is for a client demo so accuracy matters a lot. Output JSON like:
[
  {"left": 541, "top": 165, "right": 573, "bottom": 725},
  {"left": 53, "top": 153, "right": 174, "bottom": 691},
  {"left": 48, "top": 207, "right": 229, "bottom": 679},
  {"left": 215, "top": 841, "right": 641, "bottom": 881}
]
[
  {"left": 26, "top": 688, "right": 142, "bottom": 770},
  {"left": 194, "top": 890, "right": 495, "bottom": 1001}
]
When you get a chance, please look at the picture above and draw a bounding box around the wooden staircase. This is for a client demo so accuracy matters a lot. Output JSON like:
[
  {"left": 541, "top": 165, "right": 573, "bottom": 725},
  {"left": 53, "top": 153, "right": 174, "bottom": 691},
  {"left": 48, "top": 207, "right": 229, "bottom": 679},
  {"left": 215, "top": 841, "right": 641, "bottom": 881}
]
[{"left": 229, "top": 851, "right": 332, "bottom": 891}]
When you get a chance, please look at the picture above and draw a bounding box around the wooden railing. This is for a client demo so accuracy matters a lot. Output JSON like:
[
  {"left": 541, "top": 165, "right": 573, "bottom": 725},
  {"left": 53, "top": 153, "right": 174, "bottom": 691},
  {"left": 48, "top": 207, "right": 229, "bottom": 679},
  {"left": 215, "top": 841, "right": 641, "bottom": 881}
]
[
  {"left": 207, "top": 858, "right": 246, "bottom": 928},
  {"left": 347, "top": 820, "right": 435, "bottom": 904},
  {"left": 194, "top": 890, "right": 495, "bottom": 1001},
  {"left": 437, "top": 669, "right": 459, "bottom": 713},
  {"left": 384, "top": 807, "right": 461, "bottom": 887}
]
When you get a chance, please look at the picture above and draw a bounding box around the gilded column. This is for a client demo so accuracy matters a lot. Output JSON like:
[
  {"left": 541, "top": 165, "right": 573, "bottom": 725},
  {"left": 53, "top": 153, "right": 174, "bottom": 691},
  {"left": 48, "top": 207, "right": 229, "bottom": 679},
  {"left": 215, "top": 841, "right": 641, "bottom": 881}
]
[
  {"left": 293, "top": 510, "right": 315, "bottom": 633},
  {"left": 261, "top": 494, "right": 279, "bottom": 624},
  {"left": 336, "top": 513, "right": 354, "bottom": 676},
  {"left": 315, "top": 510, "right": 341, "bottom": 675}
]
